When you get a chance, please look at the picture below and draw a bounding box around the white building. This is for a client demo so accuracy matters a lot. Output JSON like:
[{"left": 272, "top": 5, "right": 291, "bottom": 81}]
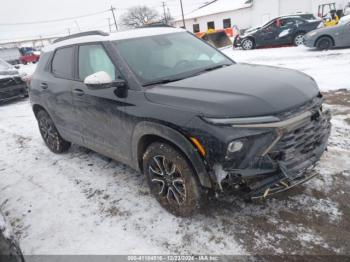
[{"left": 174, "top": 0, "right": 349, "bottom": 33}]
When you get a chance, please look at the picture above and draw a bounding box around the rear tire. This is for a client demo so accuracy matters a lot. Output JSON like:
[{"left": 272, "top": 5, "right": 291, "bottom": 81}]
[
  {"left": 241, "top": 38, "right": 255, "bottom": 50},
  {"left": 293, "top": 33, "right": 305, "bottom": 46},
  {"left": 143, "top": 142, "right": 205, "bottom": 217},
  {"left": 36, "top": 110, "right": 71, "bottom": 153},
  {"left": 316, "top": 36, "right": 333, "bottom": 50}
]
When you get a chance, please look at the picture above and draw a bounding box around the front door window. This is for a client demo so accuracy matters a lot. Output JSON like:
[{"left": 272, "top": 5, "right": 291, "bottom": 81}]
[{"left": 78, "top": 44, "right": 116, "bottom": 81}]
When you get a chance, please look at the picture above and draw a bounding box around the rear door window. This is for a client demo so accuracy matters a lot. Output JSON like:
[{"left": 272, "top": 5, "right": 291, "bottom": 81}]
[
  {"left": 78, "top": 44, "right": 116, "bottom": 81},
  {"left": 51, "top": 47, "right": 74, "bottom": 79},
  {"left": 280, "top": 18, "right": 296, "bottom": 27},
  {"left": 294, "top": 18, "right": 306, "bottom": 25}
]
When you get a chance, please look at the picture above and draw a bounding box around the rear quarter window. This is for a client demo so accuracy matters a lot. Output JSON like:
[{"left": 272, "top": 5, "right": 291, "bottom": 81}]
[{"left": 51, "top": 46, "right": 74, "bottom": 79}]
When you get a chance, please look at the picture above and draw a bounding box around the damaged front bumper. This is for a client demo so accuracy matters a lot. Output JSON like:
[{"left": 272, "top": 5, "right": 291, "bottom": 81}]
[
  {"left": 0, "top": 77, "right": 28, "bottom": 103},
  {"left": 213, "top": 102, "right": 332, "bottom": 199},
  {"left": 233, "top": 35, "right": 243, "bottom": 47}
]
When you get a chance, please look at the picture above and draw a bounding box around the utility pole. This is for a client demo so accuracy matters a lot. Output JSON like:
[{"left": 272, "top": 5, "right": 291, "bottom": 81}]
[
  {"left": 108, "top": 18, "right": 112, "bottom": 32},
  {"left": 39, "top": 35, "right": 44, "bottom": 47},
  {"left": 179, "top": 0, "right": 186, "bottom": 29},
  {"left": 110, "top": 6, "right": 119, "bottom": 32},
  {"left": 162, "top": 2, "right": 168, "bottom": 24},
  {"left": 67, "top": 28, "right": 71, "bottom": 35},
  {"left": 74, "top": 20, "right": 81, "bottom": 32}
]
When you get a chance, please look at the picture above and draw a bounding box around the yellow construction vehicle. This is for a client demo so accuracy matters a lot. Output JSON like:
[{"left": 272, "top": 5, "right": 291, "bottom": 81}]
[
  {"left": 195, "top": 30, "right": 232, "bottom": 49},
  {"left": 318, "top": 3, "right": 344, "bottom": 27}
]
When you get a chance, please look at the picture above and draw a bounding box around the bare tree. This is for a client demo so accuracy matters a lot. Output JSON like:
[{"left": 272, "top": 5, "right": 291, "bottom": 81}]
[{"left": 121, "top": 6, "right": 160, "bottom": 28}]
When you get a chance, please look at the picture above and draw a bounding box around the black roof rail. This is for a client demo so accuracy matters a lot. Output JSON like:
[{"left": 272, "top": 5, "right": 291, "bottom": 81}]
[{"left": 53, "top": 30, "right": 109, "bottom": 44}]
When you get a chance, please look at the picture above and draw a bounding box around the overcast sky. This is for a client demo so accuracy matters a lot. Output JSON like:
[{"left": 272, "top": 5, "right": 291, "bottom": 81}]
[{"left": 0, "top": 0, "right": 205, "bottom": 42}]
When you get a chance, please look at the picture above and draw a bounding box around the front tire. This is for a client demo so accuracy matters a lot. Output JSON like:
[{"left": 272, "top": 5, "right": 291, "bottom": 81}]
[
  {"left": 143, "top": 142, "right": 205, "bottom": 217},
  {"left": 241, "top": 38, "right": 255, "bottom": 50},
  {"left": 36, "top": 110, "right": 71, "bottom": 153},
  {"left": 316, "top": 36, "right": 333, "bottom": 50},
  {"left": 294, "top": 33, "right": 305, "bottom": 46}
]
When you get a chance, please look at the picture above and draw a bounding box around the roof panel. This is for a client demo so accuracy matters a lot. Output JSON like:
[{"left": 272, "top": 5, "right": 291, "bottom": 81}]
[{"left": 43, "top": 27, "right": 186, "bottom": 52}]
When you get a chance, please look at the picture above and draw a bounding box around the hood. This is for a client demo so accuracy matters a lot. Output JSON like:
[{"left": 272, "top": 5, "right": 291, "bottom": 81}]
[
  {"left": 242, "top": 27, "right": 260, "bottom": 36},
  {"left": 0, "top": 60, "right": 18, "bottom": 77},
  {"left": 307, "top": 25, "right": 338, "bottom": 36},
  {"left": 145, "top": 64, "right": 319, "bottom": 118},
  {"left": 0, "top": 69, "right": 20, "bottom": 80}
]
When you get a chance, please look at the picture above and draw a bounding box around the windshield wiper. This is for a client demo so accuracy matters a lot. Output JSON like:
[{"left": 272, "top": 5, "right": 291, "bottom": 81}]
[
  {"left": 143, "top": 77, "right": 186, "bottom": 87},
  {"left": 203, "top": 63, "right": 232, "bottom": 72},
  {"left": 143, "top": 64, "right": 232, "bottom": 87}
]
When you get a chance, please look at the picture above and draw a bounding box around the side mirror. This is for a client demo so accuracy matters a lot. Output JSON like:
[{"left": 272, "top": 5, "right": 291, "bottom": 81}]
[
  {"left": 84, "top": 71, "right": 113, "bottom": 90},
  {"left": 114, "top": 79, "right": 128, "bottom": 98}
]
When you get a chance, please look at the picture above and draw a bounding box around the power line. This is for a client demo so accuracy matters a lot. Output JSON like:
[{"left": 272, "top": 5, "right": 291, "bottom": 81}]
[
  {"left": 0, "top": 23, "right": 111, "bottom": 42},
  {"left": 0, "top": 10, "right": 109, "bottom": 26}
]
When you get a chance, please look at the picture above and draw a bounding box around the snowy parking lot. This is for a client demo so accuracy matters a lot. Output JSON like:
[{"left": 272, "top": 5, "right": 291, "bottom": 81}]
[{"left": 0, "top": 46, "right": 349, "bottom": 255}]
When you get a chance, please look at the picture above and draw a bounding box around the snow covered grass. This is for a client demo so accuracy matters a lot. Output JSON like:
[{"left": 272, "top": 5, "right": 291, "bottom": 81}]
[
  {"left": 222, "top": 46, "right": 350, "bottom": 91},
  {"left": 0, "top": 46, "right": 349, "bottom": 255}
]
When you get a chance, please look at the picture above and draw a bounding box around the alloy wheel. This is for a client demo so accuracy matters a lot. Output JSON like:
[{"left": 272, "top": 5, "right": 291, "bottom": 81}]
[
  {"left": 38, "top": 116, "right": 59, "bottom": 151},
  {"left": 242, "top": 39, "right": 253, "bottom": 50},
  {"left": 294, "top": 34, "right": 305, "bottom": 46},
  {"left": 148, "top": 155, "right": 186, "bottom": 206}
]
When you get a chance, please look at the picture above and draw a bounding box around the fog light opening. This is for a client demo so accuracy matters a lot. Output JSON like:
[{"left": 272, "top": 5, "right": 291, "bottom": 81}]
[{"left": 228, "top": 141, "right": 244, "bottom": 153}]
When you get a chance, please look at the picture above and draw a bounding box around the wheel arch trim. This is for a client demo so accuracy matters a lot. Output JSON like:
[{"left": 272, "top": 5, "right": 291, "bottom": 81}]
[
  {"left": 131, "top": 121, "right": 212, "bottom": 188},
  {"left": 315, "top": 35, "right": 335, "bottom": 47},
  {"left": 32, "top": 104, "right": 49, "bottom": 118}
]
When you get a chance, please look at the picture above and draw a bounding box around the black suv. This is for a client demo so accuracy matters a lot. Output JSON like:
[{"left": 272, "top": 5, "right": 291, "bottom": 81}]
[
  {"left": 30, "top": 29, "right": 331, "bottom": 217},
  {"left": 234, "top": 15, "right": 323, "bottom": 50}
]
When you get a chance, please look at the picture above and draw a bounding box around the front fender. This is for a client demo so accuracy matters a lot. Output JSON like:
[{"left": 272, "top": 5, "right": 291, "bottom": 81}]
[{"left": 131, "top": 121, "right": 212, "bottom": 188}]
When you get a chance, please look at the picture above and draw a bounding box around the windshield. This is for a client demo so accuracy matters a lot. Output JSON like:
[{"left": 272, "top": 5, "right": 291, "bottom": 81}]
[{"left": 114, "top": 32, "right": 233, "bottom": 86}]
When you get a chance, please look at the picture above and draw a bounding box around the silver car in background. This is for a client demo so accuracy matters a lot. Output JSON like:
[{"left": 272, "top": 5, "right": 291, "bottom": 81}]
[{"left": 304, "top": 15, "right": 350, "bottom": 50}]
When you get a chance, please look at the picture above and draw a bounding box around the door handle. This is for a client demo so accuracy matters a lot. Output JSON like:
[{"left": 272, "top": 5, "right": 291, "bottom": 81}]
[
  {"left": 41, "top": 82, "right": 48, "bottom": 89},
  {"left": 73, "top": 89, "right": 85, "bottom": 96}
]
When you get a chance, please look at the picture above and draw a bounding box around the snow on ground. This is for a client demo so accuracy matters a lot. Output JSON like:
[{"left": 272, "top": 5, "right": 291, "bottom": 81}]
[
  {"left": 222, "top": 46, "right": 350, "bottom": 91},
  {"left": 17, "top": 63, "right": 36, "bottom": 78},
  {"left": 0, "top": 47, "right": 350, "bottom": 255},
  {"left": 0, "top": 100, "right": 244, "bottom": 255}
]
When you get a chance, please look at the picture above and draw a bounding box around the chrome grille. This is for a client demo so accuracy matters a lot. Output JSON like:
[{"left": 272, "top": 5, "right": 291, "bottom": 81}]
[{"left": 270, "top": 109, "right": 331, "bottom": 176}]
